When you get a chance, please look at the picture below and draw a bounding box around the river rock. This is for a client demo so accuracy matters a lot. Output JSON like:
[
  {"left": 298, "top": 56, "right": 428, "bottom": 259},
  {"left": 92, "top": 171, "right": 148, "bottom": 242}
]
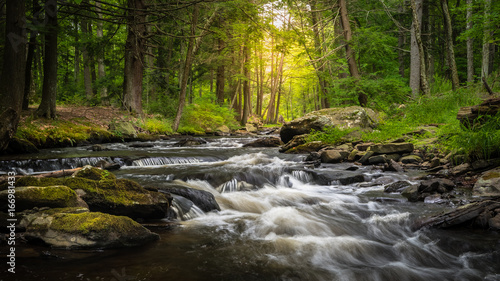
[
  {"left": 400, "top": 155, "right": 423, "bottom": 164},
  {"left": 21, "top": 207, "right": 159, "bottom": 249},
  {"left": 385, "top": 159, "right": 404, "bottom": 172},
  {"left": 418, "top": 178, "right": 455, "bottom": 194},
  {"left": 368, "top": 154, "right": 387, "bottom": 165},
  {"left": 473, "top": 167, "right": 500, "bottom": 197},
  {"left": 173, "top": 137, "right": 207, "bottom": 147},
  {"left": 72, "top": 165, "right": 117, "bottom": 181},
  {"left": 243, "top": 137, "right": 282, "bottom": 148},
  {"left": 12, "top": 176, "right": 170, "bottom": 220},
  {"left": 384, "top": 181, "right": 412, "bottom": 193},
  {"left": 368, "top": 143, "right": 414, "bottom": 154},
  {"left": 157, "top": 181, "right": 220, "bottom": 212},
  {"left": 216, "top": 125, "right": 231, "bottom": 136},
  {"left": 320, "top": 150, "right": 347, "bottom": 163},
  {"left": 109, "top": 122, "right": 137, "bottom": 138},
  {"left": 5, "top": 137, "right": 39, "bottom": 154},
  {"left": 358, "top": 151, "right": 375, "bottom": 164},
  {"left": 0, "top": 185, "right": 87, "bottom": 212},
  {"left": 279, "top": 106, "right": 379, "bottom": 144},
  {"left": 279, "top": 134, "right": 307, "bottom": 153},
  {"left": 286, "top": 141, "right": 327, "bottom": 154},
  {"left": 246, "top": 123, "right": 258, "bottom": 133}
]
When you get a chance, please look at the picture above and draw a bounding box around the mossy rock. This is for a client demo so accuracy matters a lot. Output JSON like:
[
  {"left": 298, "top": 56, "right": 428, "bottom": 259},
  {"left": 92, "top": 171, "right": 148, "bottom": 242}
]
[
  {"left": 109, "top": 122, "right": 137, "bottom": 138},
  {"left": 0, "top": 185, "right": 86, "bottom": 212},
  {"left": 72, "top": 165, "right": 116, "bottom": 181},
  {"left": 22, "top": 208, "right": 159, "bottom": 249},
  {"left": 8, "top": 176, "right": 170, "bottom": 220}
]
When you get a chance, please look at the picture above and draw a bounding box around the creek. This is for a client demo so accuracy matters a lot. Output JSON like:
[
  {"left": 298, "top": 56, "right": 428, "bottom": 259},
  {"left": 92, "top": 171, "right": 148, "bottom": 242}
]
[{"left": 2, "top": 137, "right": 500, "bottom": 281}]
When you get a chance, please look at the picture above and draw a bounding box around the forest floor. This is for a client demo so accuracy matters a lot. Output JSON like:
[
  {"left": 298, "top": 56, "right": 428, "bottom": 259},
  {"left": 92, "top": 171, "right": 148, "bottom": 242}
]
[{"left": 20, "top": 105, "right": 138, "bottom": 130}]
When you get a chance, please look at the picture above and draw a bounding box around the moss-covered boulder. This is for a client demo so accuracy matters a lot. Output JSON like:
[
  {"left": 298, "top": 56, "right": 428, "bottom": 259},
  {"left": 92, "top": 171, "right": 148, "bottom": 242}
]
[
  {"left": 72, "top": 165, "right": 117, "bottom": 181},
  {"left": 473, "top": 167, "right": 500, "bottom": 197},
  {"left": 280, "top": 106, "right": 379, "bottom": 144},
  {"left": 109, "top": 121, "right": 137, "bottom": 138},
  {"left": 21, "top": 207, "right": 159, "bottom": 249},
  {"left": 7, "top": 176, "right": 170, "bottom": 220},
  {"left": 0, "top": 185, "right": 87, "bottom": 212}
]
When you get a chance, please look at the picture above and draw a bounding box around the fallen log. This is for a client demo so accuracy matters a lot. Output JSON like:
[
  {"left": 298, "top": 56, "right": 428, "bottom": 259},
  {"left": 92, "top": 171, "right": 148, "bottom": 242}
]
[
  {"left": 0, "top": 167, "right": 83, "bottom": 185},
  {"left": 413, "top": 199, "right": 500, "bottom": 230}
]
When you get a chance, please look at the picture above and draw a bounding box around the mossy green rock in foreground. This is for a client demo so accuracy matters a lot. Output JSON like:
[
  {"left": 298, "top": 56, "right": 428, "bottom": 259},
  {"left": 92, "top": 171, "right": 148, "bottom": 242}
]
[
  {"left": 10, "top": 171, "right": 170, "bottom": 220},
  {"left": 21, "top": 207, "right": 159, "bottom": 249},
  {"left": 0, "top": 185, "right": 87, "bottom": 212}
]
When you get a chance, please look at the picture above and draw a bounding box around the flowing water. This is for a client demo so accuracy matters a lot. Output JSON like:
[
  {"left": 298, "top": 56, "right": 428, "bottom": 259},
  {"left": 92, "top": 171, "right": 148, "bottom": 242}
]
[{"left": 2, "top": 137, "right": 500, "bottom": 281}]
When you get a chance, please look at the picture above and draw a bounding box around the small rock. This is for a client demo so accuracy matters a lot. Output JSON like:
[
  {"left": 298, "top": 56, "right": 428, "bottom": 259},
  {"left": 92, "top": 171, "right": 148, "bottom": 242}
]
[
  {"left": 489, "top": 214, "right": 500, "bottom": 230},
  {"left": 384, "top": 181, "right": 411, "bottom": 193},
  {"left": 368, "top": 154, "right": 387, "bottom": 165},
  {"left": 400, "top": 155, "right": 423, "bottom": 164},
  {"left": 358, "top": 151, "right": 375, "bottom": 164},
  {"left": 473, "top": 167, "right": 500, "bottom": 196},
  {"left": 321, "top": 150, "right": 346, "bottom": 163},
  {"left": 385, "top": 159, "right": 404, "bottom": 172},
  {"left": 401, "top": 185, "right": 420, "bottom": 202},
  {"left": 451, "top": 163, "right": 471, "bottom": 176}
]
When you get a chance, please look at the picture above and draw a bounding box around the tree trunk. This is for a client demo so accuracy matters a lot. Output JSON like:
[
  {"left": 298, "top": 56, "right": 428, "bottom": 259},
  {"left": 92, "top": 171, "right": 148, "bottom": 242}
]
[
  {"left": 173, "top": 4, "right": 198, "bottom": 131},
  {"left": 398, "top": 2, "right": 406, "bottom": 78},
  {"left": 241, "top": 44, "right": 251, "bottom": 125},
  {"left": 466, "top": 0, "right": 474, "bottom": 84},
  {"left": 36, "top": 0, "right": 57, "bottom": 119},
  {"left": 0, "top": 0, "right": 26, "bottom": 150},
  {"left": 410, "top": 0, "right": 423, "bottom": 97},
  {"left": 410, "top": 0, "right": 430, "bottom": 96},
  {"left": 122, "top": 0, "right": 146, "bottom": 116},
  {"left": 22, "top": 0, "right": 41, "bottom": 110},
  {"left": 96, "top": 1, "right": 108, "bottom": 105},
  {"left": 81, "top": 17, "right": 93, "bottom": 102},
  {"left": 216, "top": 37, "right": 225, "bottom": 105},
  {"left": 481, "top": 0, "right": 491, "bottom": 80},
  {"left": 74, "top": 17, "right": 81, "bottom": 85},
  {"left": 338, "top": 0, "right": 360, "bottom": 79},
  {"left": 441, "top": 0, "right": 460, "bottom": 90}
]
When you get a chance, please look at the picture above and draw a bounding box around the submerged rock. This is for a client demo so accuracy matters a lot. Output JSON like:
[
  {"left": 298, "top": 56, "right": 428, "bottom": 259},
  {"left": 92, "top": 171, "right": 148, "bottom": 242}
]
[
  {"left": 173, "top": 137, "right": 207, "bottom": 147},
  {"left": 243, "top": 137, "right": 283, "bottom": 148},
  {"left": 22, "top": 207, "right": 159, "bottom": 249},
  {"left": 158, "top": 181, "right": 220, "bottom": 213}
]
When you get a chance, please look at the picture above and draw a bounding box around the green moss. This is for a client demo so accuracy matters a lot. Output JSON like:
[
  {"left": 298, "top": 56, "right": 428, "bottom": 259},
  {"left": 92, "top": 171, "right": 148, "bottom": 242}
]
[
  {"left": 73, "top": 166, "right": 116, "bottom": 181},
  {"left": 48, "top": 211, "right": 143, "bottom": 236},
  {"left": 483, "top": 172, "right": 500, "bottom": 181},
  {"left": 0, "top": 177, "right": 63, "bottom": 191}
]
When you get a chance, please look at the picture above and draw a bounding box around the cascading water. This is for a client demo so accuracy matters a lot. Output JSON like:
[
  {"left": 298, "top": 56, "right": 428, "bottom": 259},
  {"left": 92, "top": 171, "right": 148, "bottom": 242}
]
[{"left": 4, "top": 137, "right": 500, "bottom": 281}]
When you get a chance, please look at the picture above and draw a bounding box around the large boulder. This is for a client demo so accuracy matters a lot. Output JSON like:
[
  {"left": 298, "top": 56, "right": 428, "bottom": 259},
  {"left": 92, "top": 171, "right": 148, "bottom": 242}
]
[
  {"left": 368, "top": 143, "right": 414, "bottom": 154},
  {"left": 10, "top": 176, "right": 170, "bottom": 220},
  {"left": 21, "top": 207, "right": 159, "bottom": 249},
  {"left": 0, "top": 185, "right": 87, "bottom": 212},
  {"left": 280, "top": 107, "right": 379, "bottom": 144},
  {"left": 108, "top": 122, "right": 137, "bottom": 138},
  {"left": 243, "top": 137, "right": 283, "bottom": 148},
  {"left": 473, "top": 167, "right": 500, "bottom": 197}
]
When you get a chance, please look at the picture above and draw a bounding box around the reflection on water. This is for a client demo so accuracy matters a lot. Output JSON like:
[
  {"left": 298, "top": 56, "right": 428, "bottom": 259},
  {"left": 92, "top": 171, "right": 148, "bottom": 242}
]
[{"left": 3, "top": 138, "right": 500, "bottom": 281}]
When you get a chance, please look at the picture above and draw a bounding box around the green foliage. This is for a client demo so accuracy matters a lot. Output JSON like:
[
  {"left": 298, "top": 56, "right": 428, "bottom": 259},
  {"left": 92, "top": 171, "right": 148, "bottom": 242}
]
[
  {"left": 178, "top": 97, "right": 239, "bottom": 134},
  {"left": 140, "top": 118, "right": 174, "bottom": 135},
  {"left": 306, "top": 127, "right": 354, "bottom": 145},
  {"left": 328, "top": 76, "right": 411, "bottom": 111},
  {"left": 445, "top": 114, "right": 500, "bottom": 161}
]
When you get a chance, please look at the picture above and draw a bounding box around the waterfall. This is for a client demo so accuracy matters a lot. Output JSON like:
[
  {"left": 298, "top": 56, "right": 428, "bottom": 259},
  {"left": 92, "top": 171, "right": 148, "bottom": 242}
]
[{"left": 132, "top": 157, "right": 201, "bottom": 166}]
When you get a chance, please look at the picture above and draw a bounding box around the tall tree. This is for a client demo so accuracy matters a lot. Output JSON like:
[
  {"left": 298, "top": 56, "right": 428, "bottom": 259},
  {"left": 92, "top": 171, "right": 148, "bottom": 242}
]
[
  {"left": 95, "top": 1, "right": 108, "bottom": 104},
  {"left": 0, "top": 0, "right": 26, "bottom": 150},
  {"left": 37, "top": 0, "right": 58, "bottom": 118},
  {"left": 441, "top": 0, "right": 459, "bottom": 90},
  {"left": 410, "top": 0, "right": 430, "bottom": 96},
  {"left": 409, "top": 0, "right": 423, "bottom": 97},
  {"left": 122, "top": 0, "right": 146, "bottom": 115},
  {"left": 81, "top": 13, "right": 93, "bottom": 102},
  {"left": 481, "top": 0, "right": 491, "bottom": 80},
  {"left": 466, "top": 0, "right": 474, "bottom": 84},
  {"left": 338, "top": 0, "right": 360, "bottom": 79},
  {"left": 173, "top": 4, "right": 198, "bottom": 131}
]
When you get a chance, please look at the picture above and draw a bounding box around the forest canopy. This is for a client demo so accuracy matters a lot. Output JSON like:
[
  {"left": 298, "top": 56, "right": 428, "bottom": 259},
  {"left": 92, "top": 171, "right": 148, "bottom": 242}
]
[{"left": 0, "top": 0, "right": 499, "bottom": 141}]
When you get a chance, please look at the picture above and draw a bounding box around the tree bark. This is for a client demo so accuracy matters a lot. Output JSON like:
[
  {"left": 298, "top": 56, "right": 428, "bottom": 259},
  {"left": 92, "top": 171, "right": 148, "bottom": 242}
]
[
  {"left": 23, "top": 0, "right": 41, "bottom": 110},
  {"left": 122, "top": 0, "right": 146, "bottom": 116},
  {"left": 241, "top": 44, "right": 251, "bottom": 125},
  {"left": 409, "top": 0, "right": 423, "bottom": 97},
  {"left": 466, "top": 0, "right": 474, "bottom": 84},
  {"left": 216, "top": 37, "right": 225, "bottom": 105},
  {"left": 410, "top": 0, "right": 430, "bottom": 96},
  {"left": 96, "top": 1, "right": 108, "bottom": 105},
  {"left": 338, "top": 0, "right": 360, "bottom": 79},
  {"left": 36, "top": 0, "right": 57, "bottom": 119},
  {"left": 81, "top": 16, "right": 93, "bottom": 102},
  {"left": 481, "top": 0, "right": 491, "bottom": 80},
  {"left": 441, "top": 0, "right": 460, "bottom": 90},
  {"left": 173, "top": 4, "right": 198, "bottom": 131},
  {"left": 0, "top": 0, "right": 26, "bottom": 150}
]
